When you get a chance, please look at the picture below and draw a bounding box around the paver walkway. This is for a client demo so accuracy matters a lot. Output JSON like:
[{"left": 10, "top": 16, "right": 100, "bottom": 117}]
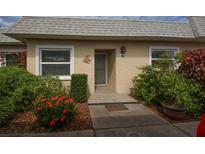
[
  {"left": 89, "top": 103, "right": 199, "bottom": 137},
  {"left": 95, "top": 125, "right": 188, "bottom": 137},
  {"left": 89, "top": 104, "right": 169, "bottom": 129},
  {"left": 173, "top": 121, "right": 199, "bottom": 137}
]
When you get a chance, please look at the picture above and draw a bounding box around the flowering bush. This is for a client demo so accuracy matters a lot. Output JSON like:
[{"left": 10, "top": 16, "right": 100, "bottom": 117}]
[
  {"left": 33, "top": 96, "right": 77, "bottom": 129},
  {"left": 177, "top": 49, "right": 205, "bottom": 86}
]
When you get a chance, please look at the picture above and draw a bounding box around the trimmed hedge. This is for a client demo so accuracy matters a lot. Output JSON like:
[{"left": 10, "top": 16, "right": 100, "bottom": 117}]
[{"left": 71, "top": 74, "right": 88, "bottom": 103}]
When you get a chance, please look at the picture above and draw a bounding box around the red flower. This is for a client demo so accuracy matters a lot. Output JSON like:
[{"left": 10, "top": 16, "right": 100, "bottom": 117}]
[
  {"left": 197, "top": 114, "right": 205, "bottom": 137},
  {"left": 58, "top": 98, "right": 63, "bottom": 102},
  {"left": 54, "top": 96, "right": 59, "bottom": 99},
  {"left": 69, "top": 98, "right": 74, "bottom": 103},
  {"left": 50, "top": 120, "right": 56, "bottom": 127},
  {"left": 60, "top": 117, "right": 65, "bottom": 123},
  {"left": 65, "top": 99, "right": 69, "bottom": 104},
  {"left": 185, "top": 56, "right": 192, "bottom": 62},
  {"left": 63, "top": 109, "right": 69, "bottom": 114},
  {"left": 34, "top": 98, "right": 39, "bottom": 102},
  {"left": 47, "top": 104, "right": 53, "bottom": 109},
  {"left": 53, "top": 118, "right": 58, "bottom": 122},
  {"left": 41, "top": 98, "right": 47, "bottom": 102},
  {"left": 65, "top": 98, "right": 74, "bottom": 104},
  {"left": 37, "top": 107, "right": 42, "bottom": 112},
  {"left": 51, "top": 97, "right": 56, "bottom": 101},
  {"left": 55, "top": 101, "right": 60, "bottom": 105},
  {"left": 46, "top": 101, "right": 51, "bottom": 105}
]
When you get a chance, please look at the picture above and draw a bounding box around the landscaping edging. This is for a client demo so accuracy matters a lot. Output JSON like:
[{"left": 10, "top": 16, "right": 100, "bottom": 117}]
[{"left": 0, "top": 129, "right": 95, "bottom": 137}]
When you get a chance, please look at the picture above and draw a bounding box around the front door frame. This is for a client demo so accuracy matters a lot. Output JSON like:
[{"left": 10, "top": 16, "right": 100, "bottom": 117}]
[{"left": 95, "top": 52, "right": 108, "bottom": 86}]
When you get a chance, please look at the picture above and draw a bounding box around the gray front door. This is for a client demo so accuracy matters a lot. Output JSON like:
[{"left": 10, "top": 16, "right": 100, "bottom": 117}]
[{"left": 95, "top": 54, "right": 106, "bottom": 84}]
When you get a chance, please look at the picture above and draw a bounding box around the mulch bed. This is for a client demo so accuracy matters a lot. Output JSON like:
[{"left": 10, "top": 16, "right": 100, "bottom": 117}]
[
  {"left": 148, "top": 105, "right": 200, "bottom": 123},
  {"left": 0, "top": 103, "right": 93, "bottom": 134}
]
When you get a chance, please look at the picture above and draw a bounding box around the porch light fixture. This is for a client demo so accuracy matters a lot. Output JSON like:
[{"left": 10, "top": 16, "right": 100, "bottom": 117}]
[{"left": 120, "top": 46, "right": 126, "bottom": 57}]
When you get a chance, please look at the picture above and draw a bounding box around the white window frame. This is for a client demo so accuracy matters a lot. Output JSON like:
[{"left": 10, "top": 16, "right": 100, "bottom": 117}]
[
  {"left": 36, "top": 45, "right": 74, "bottom": 80},
  {"left": 149, "top": 46, "right": 180, "bottom": 65}
]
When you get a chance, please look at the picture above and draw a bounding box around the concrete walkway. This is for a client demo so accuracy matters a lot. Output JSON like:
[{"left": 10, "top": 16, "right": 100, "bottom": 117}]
[
  {"left": 89, "top": 103, "right": 199, "bottom": 137},
  {"left": 88, "top": 92, "right": 138, "bottom": 105},
  {"left": 173, "top": 121, "right": 199, "bottom": 137},
  {"left": 89, "top": 104, "right": 169, "bottom": 129}
]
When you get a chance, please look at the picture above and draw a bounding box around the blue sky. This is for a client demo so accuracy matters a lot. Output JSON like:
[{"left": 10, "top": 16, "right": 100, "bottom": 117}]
[{"left": 0, "top": 16, "right": 188, "bottom": 28}]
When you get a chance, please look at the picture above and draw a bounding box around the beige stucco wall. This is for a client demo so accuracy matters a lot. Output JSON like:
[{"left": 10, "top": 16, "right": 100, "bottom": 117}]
[
  {"left": 26, "top": 39, "right": 205, "bottom": 94},
  {"left": 107, "top": 50, "right": 116, "bottom": 92}
]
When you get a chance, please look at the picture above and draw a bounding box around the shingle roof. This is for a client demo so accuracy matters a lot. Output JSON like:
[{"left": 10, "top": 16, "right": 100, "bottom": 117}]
[
  {"left": 189, "top": 16, "right": 205, "bottom": 37},
  {"left": 0, "top": 29, "right": 21, "bottom": 43},
  {"left": 6, "top": 16, "right": 195, "bottom": 39}
]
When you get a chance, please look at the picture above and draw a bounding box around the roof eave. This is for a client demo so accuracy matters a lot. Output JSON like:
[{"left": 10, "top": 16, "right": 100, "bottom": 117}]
[
  {"left": 4, "top": 33, "right": 198, "bottom": 42},
  {"left": 0, "top": 42, "right": 25, "bottom": 45}
]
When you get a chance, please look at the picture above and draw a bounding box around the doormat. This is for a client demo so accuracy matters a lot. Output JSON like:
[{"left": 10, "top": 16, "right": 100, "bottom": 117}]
[{"left": 105, "top": 104, "right": 128, "bottom": 112}]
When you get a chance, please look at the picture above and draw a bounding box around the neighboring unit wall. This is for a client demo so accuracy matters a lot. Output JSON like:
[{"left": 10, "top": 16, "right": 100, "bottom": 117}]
[
  {"left": 0, "top": 45, "right": 26, "bottom": 52},
  {"left": 26, "top": 39, "right": 205, "bottom": 94},
  {"left": 0, "top": 45, "right": 27, "bottom": 67}
]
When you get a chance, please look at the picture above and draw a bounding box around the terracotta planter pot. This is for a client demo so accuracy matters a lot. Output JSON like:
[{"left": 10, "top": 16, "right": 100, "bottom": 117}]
[{"left": 161, "top": 103, "right": 186, "bottom": 120}]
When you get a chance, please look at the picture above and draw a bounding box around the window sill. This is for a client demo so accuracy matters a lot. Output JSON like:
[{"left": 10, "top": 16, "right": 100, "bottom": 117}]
[{"left": 58, "top": 76, "right": 71, "bottom": 81}]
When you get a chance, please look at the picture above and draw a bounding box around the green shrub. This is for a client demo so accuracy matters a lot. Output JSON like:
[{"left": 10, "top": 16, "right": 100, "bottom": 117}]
[
  {"left": 131, "top": 65, "right": 205, "bottom": 116},
  {"left": 0, "top": 67, "right": 70, "bottom": 125},
  {"left": 0, "top": 67, "right": 38, "bottom": 112},
  {"left": 0, "top": 67, "right": 36, "bottom": 98},
  {"left": 11, "top": 86, "right": 35, "bottom": 112},
  {"left": 35, "top": 75, "right": 70, "bottom": 99},
  {"left": 0, "top": 99, "right": 15, "bottom": 127},
  {"left": 131, "top": 66, "right": 163, "bottom": 105},
  {"left": 71, "top": 74, "right": 88, "bottom": 103},
  {"left": 159, "top": 71, "right": 204, "bottom": 115}
]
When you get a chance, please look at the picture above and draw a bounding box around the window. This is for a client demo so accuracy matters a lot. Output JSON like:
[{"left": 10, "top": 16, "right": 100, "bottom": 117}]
[
  {"left": 149, "top": 47, "right": 179, "bottom": 65},
  {"left": 0, "top": 51, "right": 26, "bottom": 67},
  {"left": 5, "top": 53, "right": 19, "bottom": 66},
  {"left": 39, "top": 47, "right": 74, "bottom": 80}
]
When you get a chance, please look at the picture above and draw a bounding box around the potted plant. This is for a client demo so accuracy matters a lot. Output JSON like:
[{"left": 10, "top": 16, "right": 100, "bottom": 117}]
[
  {"left": 161, "top": 94, "right": 186, "bottom": 120},
  {"left": 160, "top": 73, "right": 187, "bottom": 120}
]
